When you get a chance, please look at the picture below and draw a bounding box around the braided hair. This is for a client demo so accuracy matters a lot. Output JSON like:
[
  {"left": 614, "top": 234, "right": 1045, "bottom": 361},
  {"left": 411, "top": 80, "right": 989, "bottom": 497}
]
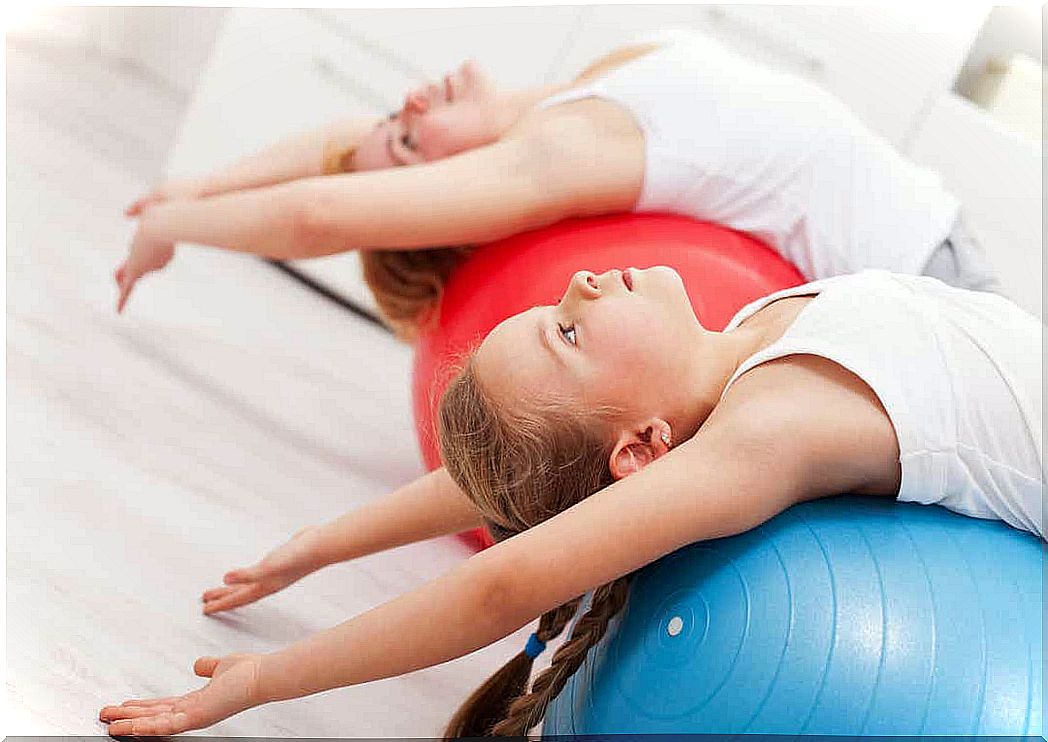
[{"left": 437, "top": 357, "right": 635, "bottom": 737}]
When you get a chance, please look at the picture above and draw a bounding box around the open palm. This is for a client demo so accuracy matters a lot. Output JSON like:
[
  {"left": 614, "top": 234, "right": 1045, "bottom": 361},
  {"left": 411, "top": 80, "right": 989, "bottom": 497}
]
[
  {"left": 98, "top": 652, "right": 266, "bottom": 735},
  {"left": 201, "top": 525, "right": 324, "bottom": 615}
]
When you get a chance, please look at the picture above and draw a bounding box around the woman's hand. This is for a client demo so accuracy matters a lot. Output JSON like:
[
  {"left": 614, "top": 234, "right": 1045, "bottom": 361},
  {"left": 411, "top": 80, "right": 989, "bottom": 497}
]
[
  {"left": 98, "top": 652, "right": 266, "bottom": 735},
  {"left": 201, "top": 525, "right": 326, "bottom": 615},
  {"left": 114, "top": 222, "right": 176, "bottom": 313},
  {"left": 124, "top": 178, "right": 205, "bottom": 218}
]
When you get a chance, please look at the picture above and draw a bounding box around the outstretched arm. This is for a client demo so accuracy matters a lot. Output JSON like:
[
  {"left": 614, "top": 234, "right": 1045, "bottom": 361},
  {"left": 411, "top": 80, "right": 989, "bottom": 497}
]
[
  {"left": 134, "top": 130, "right": 568, "bottom": 261},
  {"left": 258, "top": 411, "right": 807, "bottom": 703},
  {"left": 98, "top": 400, "right": 810, "bottom": 734},
  {"left": 235, "top": 355, "right": 901, "bottom": 703},
  {"left": 200, "top": 467, "right": 485, "bottom": 616}
]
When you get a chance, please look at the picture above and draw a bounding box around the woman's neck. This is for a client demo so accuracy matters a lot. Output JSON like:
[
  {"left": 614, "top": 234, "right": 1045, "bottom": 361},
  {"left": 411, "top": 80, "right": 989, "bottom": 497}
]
[{"left": 491, "top": 82, "right": 579, "bottom": 139}]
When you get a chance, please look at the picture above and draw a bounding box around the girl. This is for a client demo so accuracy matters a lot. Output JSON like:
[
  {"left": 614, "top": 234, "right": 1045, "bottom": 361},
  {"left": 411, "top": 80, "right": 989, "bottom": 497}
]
[
  {"left": 99, "top": 265, "right": 1041, "bottom": 736},
  {"left": 116, "top": 28, "right": 1002, "bottom": 328}
]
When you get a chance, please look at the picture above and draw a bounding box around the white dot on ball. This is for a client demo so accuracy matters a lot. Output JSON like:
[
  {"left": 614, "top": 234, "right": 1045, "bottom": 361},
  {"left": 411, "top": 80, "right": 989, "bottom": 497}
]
[{"left": 667, "top": 615, "right": 684, "bottom": 637}]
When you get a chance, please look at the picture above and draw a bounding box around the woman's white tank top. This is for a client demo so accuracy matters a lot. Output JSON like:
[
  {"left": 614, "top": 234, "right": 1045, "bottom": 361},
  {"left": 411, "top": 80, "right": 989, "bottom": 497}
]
[
  {"left": 720, "top": 270, "right": 1043, "bottom": 540},
  {"left": 533, "top": 29, "right": 960, "bottom": 282}
]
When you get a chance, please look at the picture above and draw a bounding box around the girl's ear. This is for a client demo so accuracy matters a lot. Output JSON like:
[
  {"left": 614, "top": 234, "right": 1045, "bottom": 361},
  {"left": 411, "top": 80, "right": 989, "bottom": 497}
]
[{"left": 608, "top": 419, "right": 672, "bottom": 480}]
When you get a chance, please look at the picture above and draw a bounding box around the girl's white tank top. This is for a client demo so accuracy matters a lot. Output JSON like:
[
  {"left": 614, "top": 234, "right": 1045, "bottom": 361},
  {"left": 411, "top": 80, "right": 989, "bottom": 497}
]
[
  {"left": 720, "top": 270, "right": 1043, "bottom": 540},
  {"left": 533, "top": 28, "right": 960, "bottom": 282}
]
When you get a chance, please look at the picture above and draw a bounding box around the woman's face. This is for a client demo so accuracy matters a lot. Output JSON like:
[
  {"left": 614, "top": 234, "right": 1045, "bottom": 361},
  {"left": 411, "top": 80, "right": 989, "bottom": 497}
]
[
  {"left": 351, "top": 59, "right": 498, "bottom": 172},
  {"left": 473, "top": 266, "right": 704, "bottom": 425}
]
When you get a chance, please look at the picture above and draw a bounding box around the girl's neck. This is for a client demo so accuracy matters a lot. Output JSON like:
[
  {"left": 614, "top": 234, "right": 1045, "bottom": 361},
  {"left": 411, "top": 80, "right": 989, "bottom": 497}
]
[{"left": 679, "top": 305, "right": 804, "bottom": 439}]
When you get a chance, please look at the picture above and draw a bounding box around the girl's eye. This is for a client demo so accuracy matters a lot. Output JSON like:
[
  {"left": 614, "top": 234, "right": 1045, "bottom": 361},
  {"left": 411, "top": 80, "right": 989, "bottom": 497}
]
[
  {"left": 387, "top": 111, "right": 398, "bottom": 121},
  {"left": 401, "top": 133, "right": 417, "bottom": 151},
  {"left": 558, "top": 322, "right": 577, "bottom": 346}
]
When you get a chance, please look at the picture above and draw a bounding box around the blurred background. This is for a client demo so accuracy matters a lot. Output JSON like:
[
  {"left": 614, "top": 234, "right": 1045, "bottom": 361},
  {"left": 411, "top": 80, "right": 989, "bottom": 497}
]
[{"left": 5, "top": 3, "right": 1044, "bottom": 735}]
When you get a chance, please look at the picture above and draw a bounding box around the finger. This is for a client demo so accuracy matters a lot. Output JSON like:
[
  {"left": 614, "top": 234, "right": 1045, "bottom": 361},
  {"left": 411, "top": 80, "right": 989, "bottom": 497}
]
[
  {"left": 201, "top": 585, "right": 235, "bottom": 602},
  {"left": 101, "top": 702, "right": 175, "bottom": 720},
  {"left": 203, "top": 585, "right": 259, "bottom": 614},
  {"left": 224, "top": 565, "right": 263, "bottom": 584},
  {"left": 116, "top": 282, "right": 131, "bottom": 314},
  {"left": 193, "top": 656, "right": 220, "bottom": 678},
  {"left": 118, "top": 686, "right": 205, "bottom": 708},
  {"left": 107, "top": 710, "right": 192, "bottom": 736}
]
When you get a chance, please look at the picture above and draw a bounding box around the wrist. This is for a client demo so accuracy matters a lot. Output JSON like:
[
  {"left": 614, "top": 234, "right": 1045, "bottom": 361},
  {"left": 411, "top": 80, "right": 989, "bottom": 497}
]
[
  {"left": 256, "top": 649, "right": 299, "bottom": 704},
  {"left": 308, "top": 521, "right": 354, "bottom": 569},
  {"left": 178, "top": 176, "right": 210, "bottom": 199}
]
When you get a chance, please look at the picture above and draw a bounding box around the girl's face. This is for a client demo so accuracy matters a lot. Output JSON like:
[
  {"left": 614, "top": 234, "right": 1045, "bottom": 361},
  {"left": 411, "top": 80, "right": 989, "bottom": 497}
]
[
  {"left": 351, "top": 59, "right": 498, "bottom": 172},
  {"left": 474, "top": 266, "right": 705, "bottom": 426}
]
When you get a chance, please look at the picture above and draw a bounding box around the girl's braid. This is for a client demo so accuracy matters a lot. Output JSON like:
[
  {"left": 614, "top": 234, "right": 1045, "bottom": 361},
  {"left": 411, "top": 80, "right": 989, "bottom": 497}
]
[{"left": 490, "top": 575, "right": 632, "bottom": 735}]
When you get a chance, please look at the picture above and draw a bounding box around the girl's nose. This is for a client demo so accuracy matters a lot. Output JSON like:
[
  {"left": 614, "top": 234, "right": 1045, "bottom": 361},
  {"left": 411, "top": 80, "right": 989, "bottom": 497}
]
[{"left": 566, "top": 270, "right": 601, "bottom": 302}]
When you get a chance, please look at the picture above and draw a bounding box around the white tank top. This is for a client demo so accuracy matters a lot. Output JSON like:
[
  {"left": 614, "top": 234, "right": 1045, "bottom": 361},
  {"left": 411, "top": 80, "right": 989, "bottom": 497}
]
[
  {"left": 533, "top": 29, "right": 961, "bottom": 281},
  {"left": 720, "top": 270, "right": 1044, "bottom": 540}
]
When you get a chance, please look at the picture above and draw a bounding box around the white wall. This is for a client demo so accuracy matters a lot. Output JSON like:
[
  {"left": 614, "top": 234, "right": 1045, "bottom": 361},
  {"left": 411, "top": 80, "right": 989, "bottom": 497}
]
[{"left": 9, "top": 5, "right": 228, "bottom": 98}]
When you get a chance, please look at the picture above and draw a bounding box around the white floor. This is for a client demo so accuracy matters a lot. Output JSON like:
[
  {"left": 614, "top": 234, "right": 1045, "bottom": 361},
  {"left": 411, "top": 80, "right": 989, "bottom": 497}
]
[{"left": 6, "top": 35, "right": 545, "bottom": 736}]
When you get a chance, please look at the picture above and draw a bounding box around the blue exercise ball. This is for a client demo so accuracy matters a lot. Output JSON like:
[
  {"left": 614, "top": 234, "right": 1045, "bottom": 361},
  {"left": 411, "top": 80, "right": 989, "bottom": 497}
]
[{"left": 543, "top": 496, "right": 1044, "bottom": 737}]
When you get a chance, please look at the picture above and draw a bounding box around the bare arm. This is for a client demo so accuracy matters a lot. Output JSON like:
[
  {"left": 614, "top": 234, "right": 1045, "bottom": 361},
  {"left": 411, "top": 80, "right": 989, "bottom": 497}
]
[
  {"left": 310, "top": 467, "right": 485, "bottom": 569},
  {"left": 255, "top": 405, "right": 808, "bottom": 702},
  {"left": 136, "top": 130, "right": 567, "bottom": 260},
  {"left": 100, "top": 358, "right": 897, "bottom": 734},
  {"left": 257, "top": 356, "right": 899, "bottom": 701},
  {"left": 169, "top": 115, "right": 383, "bottom": 199},
  {"left": 299, "top": 132, "right": 570, "bottom": 252}
]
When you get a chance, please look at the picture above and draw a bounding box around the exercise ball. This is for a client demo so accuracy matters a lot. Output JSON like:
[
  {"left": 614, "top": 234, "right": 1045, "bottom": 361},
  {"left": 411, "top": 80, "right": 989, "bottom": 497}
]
[
  {"left": 410, "top": 214, "right": 805, "bottom": 550},
  {"left": 543, "top": 496, "right": 1044, "bottom": 737}
]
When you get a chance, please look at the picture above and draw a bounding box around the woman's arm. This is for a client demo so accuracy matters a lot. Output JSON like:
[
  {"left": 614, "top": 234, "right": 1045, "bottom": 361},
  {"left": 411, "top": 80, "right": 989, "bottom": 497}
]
[
  {"left": 179, "top": 115, "right": 383, "bottom": 199},
  {"left": 135, "top": 130, "right": 568, "bottom": 260}
]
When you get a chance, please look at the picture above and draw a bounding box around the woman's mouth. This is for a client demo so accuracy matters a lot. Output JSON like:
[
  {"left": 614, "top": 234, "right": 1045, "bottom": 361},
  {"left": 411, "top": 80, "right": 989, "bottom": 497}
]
[{"left": 622, "top": 268, "right": 633, "bottom": 292}]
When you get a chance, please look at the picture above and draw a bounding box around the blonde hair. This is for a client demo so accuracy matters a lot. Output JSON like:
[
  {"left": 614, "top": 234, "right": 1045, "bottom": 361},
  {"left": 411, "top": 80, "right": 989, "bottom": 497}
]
[
  {"left": 436, "top": 356, "right": 632, "bottom": 737},
  {"left": 322, "top": 142, "right": 477, "bottom": 342}
]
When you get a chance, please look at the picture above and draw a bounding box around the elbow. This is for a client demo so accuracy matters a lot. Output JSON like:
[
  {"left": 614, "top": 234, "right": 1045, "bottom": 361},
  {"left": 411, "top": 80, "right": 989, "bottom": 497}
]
[
  {"left": 471, "top": 552, "right": 532, "bottom": 630},
  {"left": 289, "top": 193, "right": 342, "bottom": 259}
]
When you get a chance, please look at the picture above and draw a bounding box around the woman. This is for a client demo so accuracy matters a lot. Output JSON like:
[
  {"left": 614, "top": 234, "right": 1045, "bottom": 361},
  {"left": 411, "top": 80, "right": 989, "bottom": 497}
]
[
  {"left": 99, "top": 264, "right": 1041, "bottom": 737},
  {"left": 116, "top": 28, "right": 1001, "bottom": 331}
]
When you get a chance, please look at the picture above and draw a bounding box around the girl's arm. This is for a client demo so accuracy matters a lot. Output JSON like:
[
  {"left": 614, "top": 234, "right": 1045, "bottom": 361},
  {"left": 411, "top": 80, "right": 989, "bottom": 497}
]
[
  {"left": 311, "top": 467, "right": 485, "bottom": 567},
  {"left": 256, "top": 397, "right": 809, "bottom": 702},
  {"left": 260, "top": 355, "right": 896, "bottom": 701},
  {"left": 100, "top": 359, "right": 885, "bottom": 734},
  {"left": 200, "top": 468, "right": 485, "bottom": 616}
]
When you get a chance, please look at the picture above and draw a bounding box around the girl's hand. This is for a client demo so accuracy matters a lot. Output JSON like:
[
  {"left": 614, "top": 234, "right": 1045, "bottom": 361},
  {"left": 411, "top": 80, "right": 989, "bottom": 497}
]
[
  {"left": 98, "top": 652, "right": 266, "bottom": 735},
  {"left": 114, "top": 223, "right": 175, "bottom": 313},
  {"left": 124, "top": 178, "right": 204, "bottom": 218},
  {"left": 201, "top": 525, "right": 325, "bottom": 615}
]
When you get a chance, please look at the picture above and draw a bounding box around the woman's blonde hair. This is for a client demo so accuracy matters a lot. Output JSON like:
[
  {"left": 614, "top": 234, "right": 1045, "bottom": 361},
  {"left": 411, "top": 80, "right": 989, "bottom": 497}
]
[
  {"left": 323, "top": 143, "right": 477, "bottom": 342},
  {"left": 436, "top": 355, "right": 633, "bottom": 737}
]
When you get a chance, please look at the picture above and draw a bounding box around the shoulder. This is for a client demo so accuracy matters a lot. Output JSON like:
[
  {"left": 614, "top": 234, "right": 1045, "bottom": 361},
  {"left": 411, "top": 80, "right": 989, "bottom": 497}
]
[
  {"left": 508, "top": 100, "right": 646, "bottom": 218},
  {"left": 707, "top": 353, "right": 902, "bottom": 499},
  {"left": 573, "top": 41, "right": 666, "bottom": 84}
]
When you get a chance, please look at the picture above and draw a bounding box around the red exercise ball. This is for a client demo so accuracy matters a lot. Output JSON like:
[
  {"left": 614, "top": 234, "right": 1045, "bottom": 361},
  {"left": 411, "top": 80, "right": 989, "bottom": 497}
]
[{"left": 411, "top": 214, "right": 805, "bottom": 551}]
